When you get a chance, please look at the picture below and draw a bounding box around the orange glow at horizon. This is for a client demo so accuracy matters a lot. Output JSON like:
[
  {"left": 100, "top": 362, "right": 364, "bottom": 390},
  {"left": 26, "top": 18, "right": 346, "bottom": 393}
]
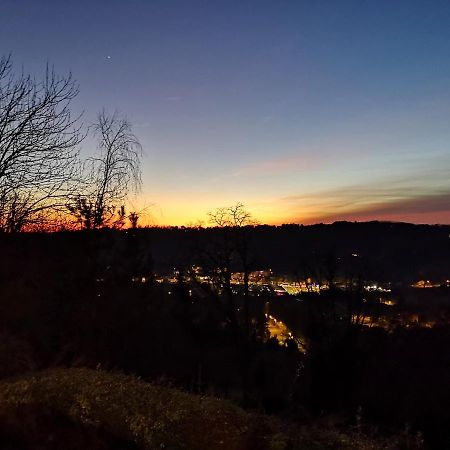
[{"left": 134, "top": 196, "right": 450, "bottom": 227}]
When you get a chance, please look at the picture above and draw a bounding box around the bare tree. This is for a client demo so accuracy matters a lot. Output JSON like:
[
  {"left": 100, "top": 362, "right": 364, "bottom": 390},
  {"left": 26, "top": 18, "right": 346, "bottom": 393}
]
[
  {"left": 0, "top": 54, "right": 83, "bottom": 232},
  {"left": 229, "top": 203, "right": 255, "bottom": 337},
  {"left": 208, "top": 202, "right": 256, "bottom": 406},
  {"left": 207, "top": 206, "right": 235, "bottom": 311},
  {"left": 127, "top": 202, "right": 155, "bottom": 229},
  {"left": 129, "top": 211, "right": 139, "bottom": 229},
  {"left": 207, "top": 202, "right": 256, "bottom": 336},
  {"left": 68, "top": 110, "right": 142, "bottom": 229}
]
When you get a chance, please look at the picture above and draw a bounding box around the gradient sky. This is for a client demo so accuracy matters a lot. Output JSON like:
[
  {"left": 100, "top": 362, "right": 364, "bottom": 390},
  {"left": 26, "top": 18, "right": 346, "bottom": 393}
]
[{"left": 2, "top": 0, "right": 450, "bottom": 225}]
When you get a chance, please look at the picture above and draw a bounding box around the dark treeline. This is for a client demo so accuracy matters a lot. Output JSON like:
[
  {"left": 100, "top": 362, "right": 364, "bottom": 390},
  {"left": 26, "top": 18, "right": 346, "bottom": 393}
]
[
  {"left": 0, "top": 222, "right": 450, "bottom": 448},
  {"left": 70, "top": 220, "right": 450, "bottom": 283},
  {"left": 4, "top": 220, "right": 450, "bottom": 282}
]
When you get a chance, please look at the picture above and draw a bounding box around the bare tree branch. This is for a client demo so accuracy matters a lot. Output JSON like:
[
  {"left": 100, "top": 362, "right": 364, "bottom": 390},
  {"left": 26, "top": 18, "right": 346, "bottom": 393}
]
[
  {"left": 68, "top": 110, "right": 143, "bottom": 229},
  {"left": 0, "top": 54, "right": 84, "bottom": 232}
]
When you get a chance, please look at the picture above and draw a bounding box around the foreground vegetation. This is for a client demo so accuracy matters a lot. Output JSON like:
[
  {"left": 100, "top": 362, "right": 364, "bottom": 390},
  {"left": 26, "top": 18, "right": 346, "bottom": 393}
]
[{"left": 0, "top": 368, "right": 415, "bottom": 450}]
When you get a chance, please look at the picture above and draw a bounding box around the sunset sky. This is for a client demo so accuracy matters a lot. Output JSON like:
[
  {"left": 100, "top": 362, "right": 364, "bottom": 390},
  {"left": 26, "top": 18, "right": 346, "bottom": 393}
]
[{"left": 3, "top": 0, "right": 450, "bottom": 225}]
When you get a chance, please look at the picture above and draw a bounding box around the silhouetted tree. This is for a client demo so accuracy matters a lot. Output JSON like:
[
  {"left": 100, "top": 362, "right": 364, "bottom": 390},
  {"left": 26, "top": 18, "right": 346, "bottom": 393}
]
[
  {"left": 0, "top": 54, "right": 83, "bottom": 232},
  {"left": 209, "top": 203, "right": 256, "bottom": 334},
  {"left": 129, "top": 211, "right": 139, "bottom": 228},
  {"left": 206, "top": 208, "right": 236, "bottom": 323},
  {"left": 68, "top": 111, "right": 142, "bottom": 229}
]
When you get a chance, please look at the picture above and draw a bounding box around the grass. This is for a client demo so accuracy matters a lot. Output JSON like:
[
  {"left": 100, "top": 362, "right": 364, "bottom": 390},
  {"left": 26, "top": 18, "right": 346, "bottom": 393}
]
[
  {"left": 0, "top": 368, "right": 281, "bottom": 449},
  {"left": 0, "top": 368, "right": 417, "bottom": 449}
]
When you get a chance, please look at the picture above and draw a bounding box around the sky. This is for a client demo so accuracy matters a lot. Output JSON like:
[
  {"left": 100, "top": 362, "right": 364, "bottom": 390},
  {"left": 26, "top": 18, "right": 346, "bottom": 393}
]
[{"left": 2, "top": 0, "right": 450, "bottom": 225}]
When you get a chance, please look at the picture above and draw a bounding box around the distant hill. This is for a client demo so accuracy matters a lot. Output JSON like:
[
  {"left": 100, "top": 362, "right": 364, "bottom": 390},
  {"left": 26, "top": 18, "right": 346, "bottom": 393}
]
[
  {"left": 1, "top": 221, "right": 449, "bottom": 283},
  {"left": 105, "top": 221, "right": 450, "bottom": 283}
]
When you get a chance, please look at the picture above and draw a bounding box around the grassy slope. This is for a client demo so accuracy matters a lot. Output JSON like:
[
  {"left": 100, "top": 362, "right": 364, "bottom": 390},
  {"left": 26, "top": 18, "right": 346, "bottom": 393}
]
[
  {"left": 0, "top": 368, "right": 283, "bottom": 449},
  {"left": 0, "top": 368, "right": 399, "bottom": 450}
]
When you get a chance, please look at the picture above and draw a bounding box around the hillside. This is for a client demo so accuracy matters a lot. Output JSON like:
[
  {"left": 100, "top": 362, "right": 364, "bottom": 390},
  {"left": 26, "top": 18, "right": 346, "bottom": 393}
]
[
  {"left": 0, "top": 368, "right": 402, "bottom": 450},
  {"left": 2, "top": 221, "right": 449, "bottom": 283}
]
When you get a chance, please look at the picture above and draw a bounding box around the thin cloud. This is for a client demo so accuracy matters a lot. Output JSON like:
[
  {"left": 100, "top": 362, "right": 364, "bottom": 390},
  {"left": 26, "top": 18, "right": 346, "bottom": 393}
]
[
  {"left": 294, "top": 190, "right": 450, "bottom": 224},
  {"left": 281, "top": 172, "right": 450, "bottom": 224}
]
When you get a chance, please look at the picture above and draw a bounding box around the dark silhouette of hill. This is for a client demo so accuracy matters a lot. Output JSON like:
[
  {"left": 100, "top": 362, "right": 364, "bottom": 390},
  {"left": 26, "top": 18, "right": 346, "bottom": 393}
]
[
  {"left": 1, "top": 220, "right": 449, "bottom": 283},
  {"left": 128, "top": 220, "right": 450, "bottom": 283},
  {"left": 34, "top": 221, "right": 449, "bottom": 280}
]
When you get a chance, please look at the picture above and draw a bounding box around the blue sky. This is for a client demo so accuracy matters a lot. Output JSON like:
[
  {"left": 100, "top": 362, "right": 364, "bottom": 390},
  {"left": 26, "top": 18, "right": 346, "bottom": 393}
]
[{"left": 2, "top": 0, "right": 450, "bottom": 224}]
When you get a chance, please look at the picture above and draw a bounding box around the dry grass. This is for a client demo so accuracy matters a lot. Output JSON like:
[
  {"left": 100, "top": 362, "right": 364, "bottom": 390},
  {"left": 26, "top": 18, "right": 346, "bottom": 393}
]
[
  {"left": 0, "top": 368, "right": 280, "bottom": 449},
  {"left": 0, "top": 368, "right": 414, "bottom": 450}
]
